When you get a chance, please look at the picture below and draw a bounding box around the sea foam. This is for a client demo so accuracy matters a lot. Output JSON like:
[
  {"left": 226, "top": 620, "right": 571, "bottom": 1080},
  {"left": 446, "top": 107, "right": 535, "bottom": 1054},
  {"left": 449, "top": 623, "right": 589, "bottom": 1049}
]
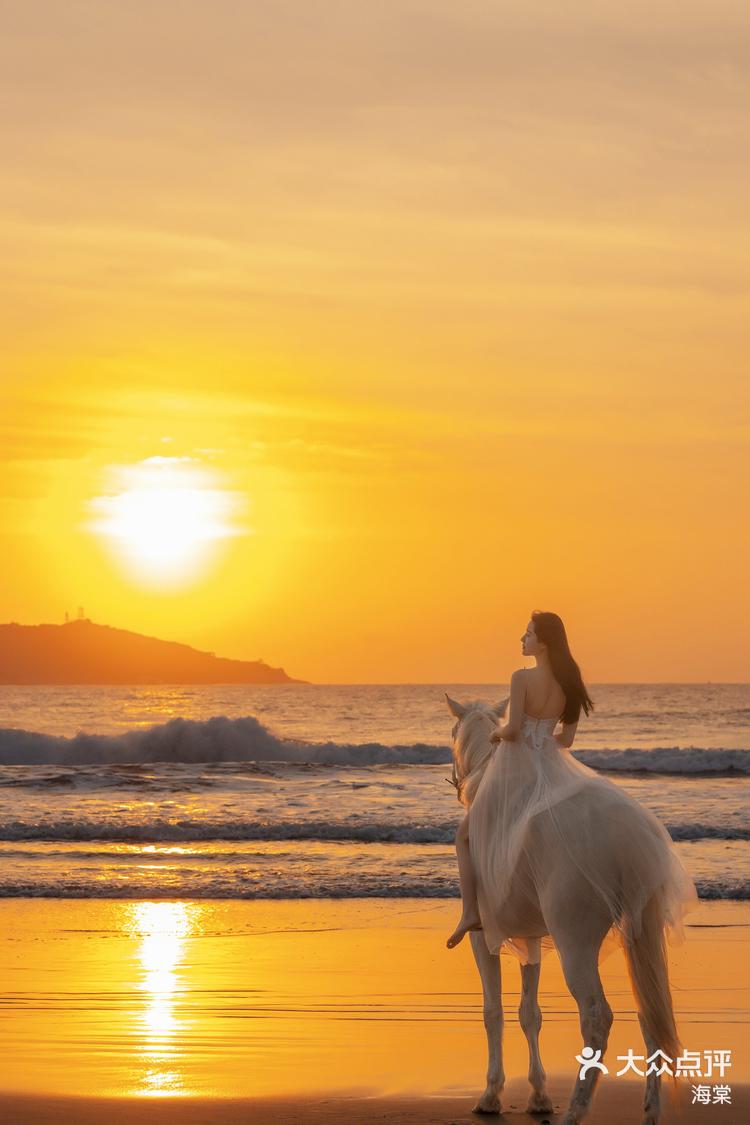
[{"left": 0, "top": 714, "right": 748, "bottom": 773}]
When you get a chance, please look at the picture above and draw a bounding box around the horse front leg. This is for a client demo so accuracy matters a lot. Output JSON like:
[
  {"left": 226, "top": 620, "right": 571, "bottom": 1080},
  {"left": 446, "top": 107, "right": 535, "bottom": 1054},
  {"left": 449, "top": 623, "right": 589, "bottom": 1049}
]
[
  {"left": 469, "top": 929, "right": 505, "bottom": 1113},
  {"left": 519, "top": 943, "right": 553, "bottom": 1114}
]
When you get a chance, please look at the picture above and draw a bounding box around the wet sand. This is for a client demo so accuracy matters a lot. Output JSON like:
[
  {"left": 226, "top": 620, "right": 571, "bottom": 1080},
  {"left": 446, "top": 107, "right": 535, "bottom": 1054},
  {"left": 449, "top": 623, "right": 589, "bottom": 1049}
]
[
  {"left": 1, "top": 1083, "right": 748, "bottom": 1123},
  {"left": 0, "top": 898, "right": 747, "bottom": 1121}
]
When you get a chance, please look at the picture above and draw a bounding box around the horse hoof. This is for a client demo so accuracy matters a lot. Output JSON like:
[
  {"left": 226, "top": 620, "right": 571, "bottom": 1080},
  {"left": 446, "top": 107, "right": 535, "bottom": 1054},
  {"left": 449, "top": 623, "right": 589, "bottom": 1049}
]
[
  {"left": 472, "top": 1095, "right": 501, "bottom": 1114},
  {"left": 526, "top": 1092, "right": 554, "bottom": 1113}
]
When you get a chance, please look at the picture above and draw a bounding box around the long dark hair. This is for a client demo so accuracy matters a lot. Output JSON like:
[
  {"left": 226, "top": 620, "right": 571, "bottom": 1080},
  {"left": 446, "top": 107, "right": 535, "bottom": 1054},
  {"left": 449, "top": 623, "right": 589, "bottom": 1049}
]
[{"left": 531, "top": 610, "right": 594, "bottom": 724}]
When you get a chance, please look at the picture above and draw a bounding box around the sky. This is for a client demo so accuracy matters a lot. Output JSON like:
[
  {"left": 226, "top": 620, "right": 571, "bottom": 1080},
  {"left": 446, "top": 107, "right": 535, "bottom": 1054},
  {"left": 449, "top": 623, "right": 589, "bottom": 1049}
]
[{"left": 1, "top": 1, "right": 748, "bottom": 682}]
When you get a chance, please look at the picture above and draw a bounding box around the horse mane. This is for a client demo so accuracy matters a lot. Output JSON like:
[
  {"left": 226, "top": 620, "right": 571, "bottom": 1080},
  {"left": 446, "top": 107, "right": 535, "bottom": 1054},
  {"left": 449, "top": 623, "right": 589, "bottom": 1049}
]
[{"left": 453, "top": 701, "right": 497, "bottom": 807}]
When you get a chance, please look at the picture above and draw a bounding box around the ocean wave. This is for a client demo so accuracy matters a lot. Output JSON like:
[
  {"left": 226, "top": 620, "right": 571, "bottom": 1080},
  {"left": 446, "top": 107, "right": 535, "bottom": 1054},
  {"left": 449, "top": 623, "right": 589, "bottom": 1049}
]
[
  {"left": 0, "top": 715, "right": 748, "bottom": 774},
  {"left": 666, "top": 824, "right": 750, "bottom": 841},
  {"left": 576, "top": 747, "right": 750, "bottom": 775},
  {"left": 0, "top": 818, "right": 457, "bottom": 843},
  {"left": 0, "top": 875, "right": 744, "bottom": 900},
  {"left": 0, "top": 818, "right": 746, "bottom": 844},
  {"left": 0, "top": 716, "right": 442, "bottom": 767}
]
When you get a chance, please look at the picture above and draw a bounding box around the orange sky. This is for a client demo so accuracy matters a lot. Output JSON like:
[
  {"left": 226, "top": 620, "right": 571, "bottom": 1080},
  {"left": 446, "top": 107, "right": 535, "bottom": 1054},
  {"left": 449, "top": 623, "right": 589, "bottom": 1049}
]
[{"left": 1, "top": 3, "right": 748, "bottom": 682}]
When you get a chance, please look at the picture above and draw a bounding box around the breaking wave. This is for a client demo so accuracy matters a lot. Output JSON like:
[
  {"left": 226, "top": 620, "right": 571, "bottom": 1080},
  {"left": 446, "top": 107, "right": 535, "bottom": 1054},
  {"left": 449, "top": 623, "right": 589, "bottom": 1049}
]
[{"left": 0, "top": 715, "right": 748, "bottom": 774}]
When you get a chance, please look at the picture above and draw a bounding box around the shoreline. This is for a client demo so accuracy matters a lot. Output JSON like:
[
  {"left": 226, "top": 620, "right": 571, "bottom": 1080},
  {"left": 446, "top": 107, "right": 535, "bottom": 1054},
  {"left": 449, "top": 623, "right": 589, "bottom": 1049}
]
[{"left": 1, "top": 1082, "right": 748, "bottom": 1124}]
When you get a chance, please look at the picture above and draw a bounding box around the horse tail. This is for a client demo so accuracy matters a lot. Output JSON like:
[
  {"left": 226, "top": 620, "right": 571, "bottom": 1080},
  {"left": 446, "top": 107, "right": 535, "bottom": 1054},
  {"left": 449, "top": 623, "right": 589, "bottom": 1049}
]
[{"left": 622, "top": 893, "right": 681, "bottom": 1067}]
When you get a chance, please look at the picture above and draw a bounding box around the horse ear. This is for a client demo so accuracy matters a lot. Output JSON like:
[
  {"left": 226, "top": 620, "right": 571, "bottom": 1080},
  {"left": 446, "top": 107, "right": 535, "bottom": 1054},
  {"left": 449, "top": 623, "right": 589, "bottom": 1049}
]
[
  {"left": 492, "top": 696, "right": 509, "bottom": 718},
  {"left": 445, "top": 693, "right": 466, "bottom": 718}
]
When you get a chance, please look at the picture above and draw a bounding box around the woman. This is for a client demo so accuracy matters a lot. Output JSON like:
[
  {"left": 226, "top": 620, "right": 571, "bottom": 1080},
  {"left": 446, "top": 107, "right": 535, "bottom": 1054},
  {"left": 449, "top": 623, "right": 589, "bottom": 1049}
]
[{"left": 446, "top": 610, "right": 697, "bottom": 954}]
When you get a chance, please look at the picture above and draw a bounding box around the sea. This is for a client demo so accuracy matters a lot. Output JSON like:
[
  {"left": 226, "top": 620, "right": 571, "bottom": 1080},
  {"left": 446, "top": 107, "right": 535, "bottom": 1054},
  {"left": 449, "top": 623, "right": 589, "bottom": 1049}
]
[{"left": 0, "top": 683, "right": 747, "bottom": 902}]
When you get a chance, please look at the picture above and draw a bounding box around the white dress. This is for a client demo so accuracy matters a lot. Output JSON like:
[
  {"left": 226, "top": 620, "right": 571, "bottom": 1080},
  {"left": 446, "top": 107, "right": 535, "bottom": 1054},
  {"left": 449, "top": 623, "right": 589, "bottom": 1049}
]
[{"left": 467, "top": 710, "right": 699, "bottom": 963}]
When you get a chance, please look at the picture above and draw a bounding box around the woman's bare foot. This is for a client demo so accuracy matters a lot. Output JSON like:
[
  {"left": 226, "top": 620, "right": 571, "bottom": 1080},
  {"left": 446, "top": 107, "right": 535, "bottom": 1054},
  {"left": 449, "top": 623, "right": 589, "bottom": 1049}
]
[{"left": 446, "top": 910, "right": 482, "bottom": 948}]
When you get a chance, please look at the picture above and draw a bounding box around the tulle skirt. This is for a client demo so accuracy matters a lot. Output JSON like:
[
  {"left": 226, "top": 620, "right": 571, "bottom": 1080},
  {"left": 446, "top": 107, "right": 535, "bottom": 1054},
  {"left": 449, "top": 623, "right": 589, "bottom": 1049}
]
[{"left": 467, "top": 730, "right": 699, "bottom": 964}]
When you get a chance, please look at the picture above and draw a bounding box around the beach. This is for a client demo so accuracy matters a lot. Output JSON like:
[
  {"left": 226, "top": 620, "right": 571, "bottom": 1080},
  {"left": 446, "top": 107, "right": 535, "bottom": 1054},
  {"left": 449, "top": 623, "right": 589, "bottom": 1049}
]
[
  {"left": 1, "top": 683, "right": 748, "bottom": 1121},
  {"left": 1, "top": 897, "right": 747, "bottom": 1122},
  {"left": 2, "top": 1086, "right": 749, "bottom": 1124}
]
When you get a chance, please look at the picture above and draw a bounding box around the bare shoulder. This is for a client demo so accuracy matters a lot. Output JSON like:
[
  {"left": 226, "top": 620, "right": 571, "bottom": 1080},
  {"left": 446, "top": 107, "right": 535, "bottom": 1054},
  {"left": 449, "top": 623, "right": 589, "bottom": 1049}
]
[
  {"left": 509, "top": 668, "right": 527, "bottom": 698},
  {"left": 510, "top": 668, "right": 527, "bottom": 690}
]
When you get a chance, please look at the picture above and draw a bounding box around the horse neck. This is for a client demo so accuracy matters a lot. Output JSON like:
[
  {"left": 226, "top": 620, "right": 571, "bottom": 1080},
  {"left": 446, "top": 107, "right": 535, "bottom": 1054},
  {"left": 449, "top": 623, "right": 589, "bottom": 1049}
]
[{"left": 459, "top": 730, "right": 493, "bottom": 796}]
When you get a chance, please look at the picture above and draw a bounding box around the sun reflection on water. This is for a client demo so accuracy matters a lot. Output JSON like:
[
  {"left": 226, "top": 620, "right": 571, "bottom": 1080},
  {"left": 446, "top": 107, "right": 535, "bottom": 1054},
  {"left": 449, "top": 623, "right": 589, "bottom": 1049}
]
[{"left": 121, "top": 901, "right": 203, "bottom": 1097}]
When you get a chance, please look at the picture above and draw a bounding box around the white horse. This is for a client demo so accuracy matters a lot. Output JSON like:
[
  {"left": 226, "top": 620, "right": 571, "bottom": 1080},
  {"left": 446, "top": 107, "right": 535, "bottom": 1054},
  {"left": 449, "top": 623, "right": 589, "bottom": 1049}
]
[{"left": 445, "top": 694, "right": 688, "bottom": 1125}]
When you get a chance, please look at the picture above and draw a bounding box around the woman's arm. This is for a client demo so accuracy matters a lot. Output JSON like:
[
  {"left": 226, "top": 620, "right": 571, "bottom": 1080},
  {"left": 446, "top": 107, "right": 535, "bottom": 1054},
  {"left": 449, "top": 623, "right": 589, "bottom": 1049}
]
[
  {"left": 490, "top": 669, "right": 525, "bottom": 743},
  {"left": 554, "top": 720, "right": 578, "bottom": 749}
]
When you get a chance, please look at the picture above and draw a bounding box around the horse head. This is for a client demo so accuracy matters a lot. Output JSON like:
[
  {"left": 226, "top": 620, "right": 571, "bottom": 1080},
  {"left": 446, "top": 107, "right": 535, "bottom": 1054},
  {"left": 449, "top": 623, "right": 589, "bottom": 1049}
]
[{"left": 444, "top": 693, "right": 508, "bottom": 805}]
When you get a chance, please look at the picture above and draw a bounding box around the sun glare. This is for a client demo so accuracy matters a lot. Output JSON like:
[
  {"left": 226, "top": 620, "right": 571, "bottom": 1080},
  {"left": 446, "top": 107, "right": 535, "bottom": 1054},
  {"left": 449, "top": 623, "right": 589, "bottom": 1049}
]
[{"left": 84, "top": 457, "right": 248, "bottom": 588}]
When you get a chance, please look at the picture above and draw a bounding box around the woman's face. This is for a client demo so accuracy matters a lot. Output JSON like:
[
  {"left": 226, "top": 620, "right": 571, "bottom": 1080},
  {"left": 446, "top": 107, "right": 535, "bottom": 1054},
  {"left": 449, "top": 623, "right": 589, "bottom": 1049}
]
[{"left": 521, "top": 620, "right": 545, "bottom": 657}]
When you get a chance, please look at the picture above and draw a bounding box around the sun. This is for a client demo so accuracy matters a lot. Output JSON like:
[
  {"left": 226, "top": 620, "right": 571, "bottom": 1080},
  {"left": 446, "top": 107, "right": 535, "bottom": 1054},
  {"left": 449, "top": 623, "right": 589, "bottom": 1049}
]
[{"left": 84, "top": 457, "right": 248, "bottom": 588}]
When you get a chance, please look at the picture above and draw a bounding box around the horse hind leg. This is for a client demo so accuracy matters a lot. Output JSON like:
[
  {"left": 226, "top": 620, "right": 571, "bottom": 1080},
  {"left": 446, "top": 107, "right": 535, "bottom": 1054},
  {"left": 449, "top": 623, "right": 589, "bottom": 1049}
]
[
  {"left": 639, "top": 1012, "right": 661, "bottom": 1125},
  {"left": 469, "top": 929, "right": 505, "bottom": 1113},
  {"left": 518, "top": 943, "right": 553, "bottom": 1114},
  {"left": 557, "top": 937, "right": 613, "bottom": 1125}
]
